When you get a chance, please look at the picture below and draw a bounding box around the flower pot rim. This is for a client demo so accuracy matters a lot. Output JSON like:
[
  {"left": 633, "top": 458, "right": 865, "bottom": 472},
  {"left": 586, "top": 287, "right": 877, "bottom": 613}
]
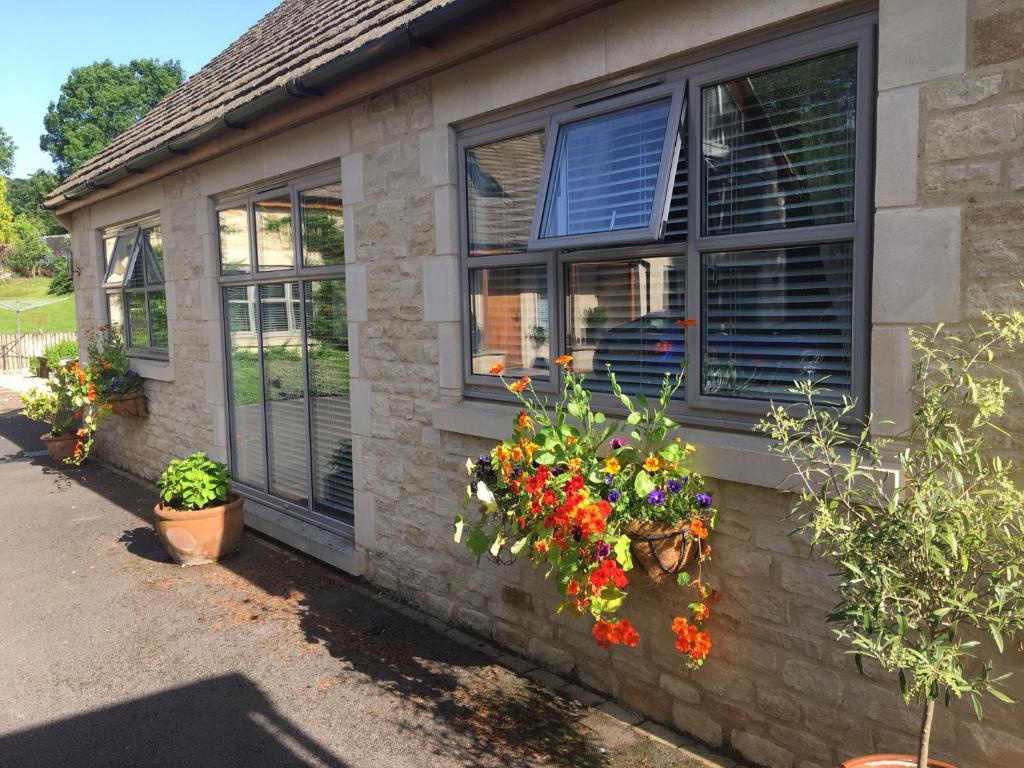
[
  {"left": 840, "top": 754, "right": 958, "bottom": 768},
  {"left": 155, "top": 493, "right": 243, "bottom": 521},
  {"left": 41, "top": 432, "right": 78, "bottom": 442}
]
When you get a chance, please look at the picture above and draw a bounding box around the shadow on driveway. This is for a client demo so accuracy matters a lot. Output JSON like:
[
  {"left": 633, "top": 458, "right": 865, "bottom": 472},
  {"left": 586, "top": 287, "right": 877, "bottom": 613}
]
[{"left": 0, "top": 674, "right": 349, "bottom": 768}]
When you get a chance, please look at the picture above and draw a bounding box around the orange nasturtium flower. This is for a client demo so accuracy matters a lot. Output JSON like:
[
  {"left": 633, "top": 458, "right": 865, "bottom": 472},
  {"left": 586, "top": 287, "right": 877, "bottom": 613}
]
[
  {"left": 508, "top": 376, "right": 531, "bottom": 393},
  {"left": 555, "top": 354, "right": 573, "bottom": 368},
  {"left": 642, "top": 454, "right": 661, "bottom": 473},
  {"left": 489, "top": 363, "right": 505, "bottom": 375},
  {"left": 516, "top": 411, "right": 533, "bottom": 431},
  {"left": 604, "top": 457, "right": 621, "bottom": 475},
  {"left": 675, "top": 318, "right": 698, "bottom": 327},
  {"left": 689, "top": 519, "right": 709, "bottom": 540}
]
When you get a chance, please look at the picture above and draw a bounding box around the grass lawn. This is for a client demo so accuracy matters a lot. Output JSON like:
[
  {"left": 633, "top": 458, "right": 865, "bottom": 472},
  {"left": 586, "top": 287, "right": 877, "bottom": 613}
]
[{"left": 0, "top": 278, "right": 76, "bottom": 334}]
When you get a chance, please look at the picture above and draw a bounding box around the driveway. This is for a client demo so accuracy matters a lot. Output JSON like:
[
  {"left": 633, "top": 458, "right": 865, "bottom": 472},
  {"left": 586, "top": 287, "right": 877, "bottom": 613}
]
[{"left": 0, "top": 387, "right": 740, "bottom": 768}]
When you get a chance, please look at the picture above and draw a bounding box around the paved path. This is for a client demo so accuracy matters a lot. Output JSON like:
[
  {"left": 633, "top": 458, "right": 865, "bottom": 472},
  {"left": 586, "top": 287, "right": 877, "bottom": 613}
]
[{"left": 0, "top": 388, "right": 741, "bottom": 768}]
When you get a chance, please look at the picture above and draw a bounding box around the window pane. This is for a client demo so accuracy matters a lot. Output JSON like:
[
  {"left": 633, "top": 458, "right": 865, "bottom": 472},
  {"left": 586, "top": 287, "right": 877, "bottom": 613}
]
[
  {"left": 566, "top": 256, "right": 687, "bottom": 398},
  {"left": 259, "top": 282, "right": 308, "bottom": 503},
  {"left": 104, "top": 237, "right": 116, "bottom": 270},
  {"left": 703, "top": 49, "right": 857, "bottom": 236},
  {"left": 300, "top": 184, "right": 345, "bottom": 267},
  {"left": 224, "top": 285, "right": 266, "bottom": 488},
  {"left": 304, "top": 280, "right": 352, "bottom": 519},
  {"left": 665, "top": 132, "right": 688, "bottom": 240},
  {"left": 702, "top": 243, "right": 853, "bottom": 403},
  {"left": 467, "top": 131, "right": 545, "bottom": 256},
  {"left": 255, "top": 194, "right": 294, "bottom": 271},
  {"left": 107, "top": 292, "right": 124, "bottom": 330},
  {"left": 469, "top": 266, "right": 549, "bottom": 379},
  {"left": 540, "top": 98, "right": 672, "bottom": 239},
  {"left": 143, "top": 226, "right": 164, "bottom": 285},
  {"left": 125, "top": 252, "right": 145, "bottom": 289},
  {"left": 149, "top": 291, "right": 168, "bottom": 349},
  {"left": 218, "top": 206, "right": 251, "bottom": 275},
  {"left": 105, "top": 231, "right": 137, "bottom": 285},
  {"left": 126, "top": 292, "right": 148, "bottom": 349}
]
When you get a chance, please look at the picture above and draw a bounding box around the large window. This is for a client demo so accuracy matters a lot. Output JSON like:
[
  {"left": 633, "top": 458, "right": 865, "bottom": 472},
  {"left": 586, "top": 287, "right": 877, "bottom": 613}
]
[
  {"left": 103, "top": 221, "right": 168, "bottom": 357},
  {"left": 217, "top": 171, "right": 354, "bottom": 530},
  {"left": 460, "top": 16, "right": 874, "bottom": 423}
]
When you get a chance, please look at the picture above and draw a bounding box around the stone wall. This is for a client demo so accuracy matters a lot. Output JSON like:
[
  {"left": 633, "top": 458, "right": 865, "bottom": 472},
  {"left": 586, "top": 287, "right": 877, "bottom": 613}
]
[{"left": 66, "top": 1, "right": 1024, "bottom": 767}]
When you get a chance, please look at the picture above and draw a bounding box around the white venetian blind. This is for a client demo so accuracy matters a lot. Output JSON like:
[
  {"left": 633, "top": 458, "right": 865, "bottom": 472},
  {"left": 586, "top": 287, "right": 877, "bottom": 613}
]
[{"left": 702, "top": 243, "right": 853, "bottom": 403}]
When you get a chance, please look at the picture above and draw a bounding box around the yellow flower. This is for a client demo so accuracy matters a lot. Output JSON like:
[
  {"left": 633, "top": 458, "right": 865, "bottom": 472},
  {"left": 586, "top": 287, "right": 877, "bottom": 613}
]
[
  {"left": 568, "top": 457, "right": 582, "bottom": 474},
  {"left": 685, "top": 443, "right": 697, "bottom": 455},
  {"left": 643, "top": 455, "right": 661, "bottom": 472},
  {"left": 516, "top": 411, "right": 533, "bottom": 432},
  {"left": 604, "top": 457, "right": 621, "bottom": 475}
]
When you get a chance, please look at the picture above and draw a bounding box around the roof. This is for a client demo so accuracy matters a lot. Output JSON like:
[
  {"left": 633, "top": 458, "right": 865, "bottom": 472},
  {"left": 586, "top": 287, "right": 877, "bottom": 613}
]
[{"left": 46, "top": 0, "right": 494, "bottom": 207}]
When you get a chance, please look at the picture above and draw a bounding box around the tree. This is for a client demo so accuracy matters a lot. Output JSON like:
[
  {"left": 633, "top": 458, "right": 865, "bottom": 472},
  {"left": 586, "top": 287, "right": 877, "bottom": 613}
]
[
  {"left": 0, "top": 127, "right": 15, "bottom": 176},
  {"left": 40, "top": 59, "right": 184, "bottom": 179},
  {"left": 0, "top": 177, "right": 15, "bottom": 244},
  {"left": 6, "top": 171, "right": 63, "bottom": 236},
  {"left": 759, "top": 313, "right": 1024, "bottom": 768}
]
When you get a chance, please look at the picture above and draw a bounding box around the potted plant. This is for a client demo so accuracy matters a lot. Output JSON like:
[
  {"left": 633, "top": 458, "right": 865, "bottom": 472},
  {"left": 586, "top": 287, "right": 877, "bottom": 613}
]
[
  {"left": 758, "top": 312, "right": 1024, "bottom": 768},
  {"left": 455, "top": 357, "right": 719, "bottom": 667},
  {"left": 86, "top": 325, "right": 147, "bottom": 417},
  {"left": 20, "top": 362, "right": 102, "bottom": 465},
  {"left": 155, "top": 452, "right": 244, "bottom": 565}
]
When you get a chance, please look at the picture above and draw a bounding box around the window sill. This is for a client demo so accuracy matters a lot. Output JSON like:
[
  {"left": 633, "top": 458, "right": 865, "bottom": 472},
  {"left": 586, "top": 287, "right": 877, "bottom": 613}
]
[
  {"left": 128, "top": 356, "right": 174, "bottom": 382},
  {"left": 434, "top": 399, "right": 802, "bottom": 492}
]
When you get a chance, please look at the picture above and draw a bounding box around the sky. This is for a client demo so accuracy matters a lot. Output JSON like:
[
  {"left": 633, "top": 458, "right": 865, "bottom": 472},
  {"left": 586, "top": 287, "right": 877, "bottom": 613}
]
[{"left": 0, "top": 0, "right": 279, "bottom": 177}]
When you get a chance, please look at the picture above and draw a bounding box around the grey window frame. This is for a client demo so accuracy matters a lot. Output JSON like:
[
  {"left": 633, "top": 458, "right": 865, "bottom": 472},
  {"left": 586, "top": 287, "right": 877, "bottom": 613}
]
[
  {"left": 528, "top": 81, "right": 686, "bottom": 251},
  {"left": 458, "top": 11, "right": 876, "bottom": 430},
  {"left": 102, "top": 217, "right": 169, "bottom": 361},
  {"left": 215, "top": 167, "right": 355, "bottom": 538}
]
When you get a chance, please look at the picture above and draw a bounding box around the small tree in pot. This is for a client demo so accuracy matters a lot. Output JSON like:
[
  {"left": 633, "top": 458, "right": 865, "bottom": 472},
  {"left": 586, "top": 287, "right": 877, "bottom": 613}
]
[{"left": 758, "top": 312, "right": 1024, "bottom": 768}]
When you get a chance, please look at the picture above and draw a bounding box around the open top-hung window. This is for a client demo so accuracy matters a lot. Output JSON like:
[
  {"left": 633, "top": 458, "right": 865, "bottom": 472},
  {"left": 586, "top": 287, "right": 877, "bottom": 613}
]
[
  {"left": 103, "top": 223, "right": 168, "bottom": 357},
  {"left": 461, "top": 14, "right": 874, "bottom": 423}
]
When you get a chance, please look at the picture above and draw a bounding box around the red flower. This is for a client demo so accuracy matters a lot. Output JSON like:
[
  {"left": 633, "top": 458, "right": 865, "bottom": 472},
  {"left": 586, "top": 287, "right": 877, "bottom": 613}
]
[
  {"left": 589, "top": 559, "right": 629, "bottom": 591},
  {"left": 675, "top": 318, "right": 698, "bottom": 327},
  {"left": 592, "top": 618, "right": 640, "bottom": 649}
]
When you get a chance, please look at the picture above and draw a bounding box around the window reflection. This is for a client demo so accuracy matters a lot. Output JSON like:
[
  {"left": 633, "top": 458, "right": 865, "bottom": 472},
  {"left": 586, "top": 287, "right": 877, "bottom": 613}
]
[
  {"left": 566, "top": 256, "right": 687, "bottom": 397},
  {"left": 300, "top": 184, "right": 345, "bottom": 267},
  {"left": 469, "top": 266, "right": 549, "bottom": 378},
  {"left": 255, "top": 194, "right": 294, "bottom": 271},
  {"left": 219, "top": 206, "right": 250, "bottom": 274}
]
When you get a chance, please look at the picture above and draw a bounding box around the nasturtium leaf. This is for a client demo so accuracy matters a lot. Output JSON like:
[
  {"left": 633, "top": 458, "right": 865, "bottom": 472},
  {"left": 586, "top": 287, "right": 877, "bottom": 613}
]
[
  {"left": 510, "top": 537, "right": 530, "bottom": 556},
  {"left": 613, "top": 535, "right": 633, "bottom": 571},
  {"left": 677, "top": 572, "right": 691, "bottom": 586},
  {"left": 453, "top": 516, "right": 465, "bottom": 543},
  {"left": 466, "top": 527, "right": 489, "bottom": 556},
  {"left": 634, "top": 471, "right": 656, "bottom": 496},
  {"left": 626, "top": 411, "right": 642, "bottom": 425}
]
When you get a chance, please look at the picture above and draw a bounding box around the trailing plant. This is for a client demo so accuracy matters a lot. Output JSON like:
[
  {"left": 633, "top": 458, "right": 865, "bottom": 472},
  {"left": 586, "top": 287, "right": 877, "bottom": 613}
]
[
  {"left": 455, "top": 356, "right": 718, "bottom": 667},
  {"left": 20, "top": 361, "right": 104, "bottom": 464},
  {"left": 85, "top": 325, "right": 143, "bottom": 399},
  {"left": 757, "top": 312, "right": 1024, "bottom": 768},
  {"left": 158, "top": 452, "right": 232, "bottom": 511}
]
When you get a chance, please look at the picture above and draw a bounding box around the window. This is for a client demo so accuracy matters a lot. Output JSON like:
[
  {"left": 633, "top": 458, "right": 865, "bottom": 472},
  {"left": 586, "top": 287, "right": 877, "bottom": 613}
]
[
  {"left": 103, "top": 222, "right": 168, "bottom": 357},
  {"left": 460, "top": 15, "right": 874, "bottom": 423},
  {"left": 216, "top": 170, "right": 354, "bottom": 531}
]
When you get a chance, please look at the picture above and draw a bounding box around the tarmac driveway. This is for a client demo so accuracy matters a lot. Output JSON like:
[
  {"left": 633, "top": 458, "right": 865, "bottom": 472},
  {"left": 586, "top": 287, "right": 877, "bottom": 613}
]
[{"left": 0, "top": 387, "right": 738, "bottom": 768}]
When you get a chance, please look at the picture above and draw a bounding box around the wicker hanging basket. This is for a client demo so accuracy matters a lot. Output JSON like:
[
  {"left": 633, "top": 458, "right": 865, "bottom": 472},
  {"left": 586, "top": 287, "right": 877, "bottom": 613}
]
[
  {"left": 109, "top": 393, "right": 148, "bottom": 418},
  {"left": 625, "top": 521, "right": 697, "bottom": 584}
]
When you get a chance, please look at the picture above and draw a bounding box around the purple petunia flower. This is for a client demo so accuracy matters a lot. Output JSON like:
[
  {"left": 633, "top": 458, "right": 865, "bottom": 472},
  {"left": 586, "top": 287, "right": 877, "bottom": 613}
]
[
  {"left": 551, "top": 466, "right": 566, "bottom": 476},
  {"left": 666, "top": 479, "right": 683, "bottom": 493},
  {"left": 477, "top": 455, "right": 491, "bottom": 467},
  {"left": 607, "top": 489, "right": 621, "bottom": 503},
  {"left": 695, "top": 491, "right": 713, "bottom": 509},
  {"left": 604, "top": 473, "right": 614, "bottom": 485},
  {"left": 647, "top": 489, "right": 666, "bottom": 506},
  {"left": 570, "top": 525, "right": 582, "bottom": 542},
  {"left": 610, "top": 438, "right": 628, "bottom": 450},
  {"left": 681, "top": 475, "right": 690, "bottom": 485},
  {"left": 593, "top": 540, "right": 611, "bottom": 560}
]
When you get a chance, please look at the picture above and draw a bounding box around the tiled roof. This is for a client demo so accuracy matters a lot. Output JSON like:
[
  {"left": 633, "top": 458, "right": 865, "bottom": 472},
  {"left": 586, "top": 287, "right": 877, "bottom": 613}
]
[{"left": 47, "top": 0, "right": 480, "bottom": 203}]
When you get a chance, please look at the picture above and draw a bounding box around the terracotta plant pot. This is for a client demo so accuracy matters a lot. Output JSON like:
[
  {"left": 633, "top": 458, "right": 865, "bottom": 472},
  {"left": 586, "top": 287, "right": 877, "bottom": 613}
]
[
  {"left": 840, "top": 755, "right": 957, "bottom": 768},
  {"left": 625, "top": 521, "right": 697, "bottom": 583},
  {"left": 154, "top": 493, "right": 244, "bottom": 565},
  {"left": 41, "top": 433, "right": 79, "bottom": 464},
  {"left": 35, "top": 356, "right": 49, "bottom": 379},
  {"left": 109, "top": 393, "right": 148, "bottom": 418}
]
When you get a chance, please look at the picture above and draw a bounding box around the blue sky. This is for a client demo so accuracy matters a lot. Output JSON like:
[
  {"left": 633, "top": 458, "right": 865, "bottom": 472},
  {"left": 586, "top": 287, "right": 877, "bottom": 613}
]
[{"left": 0, "top": 0, "right": 279, "bottom": 177}]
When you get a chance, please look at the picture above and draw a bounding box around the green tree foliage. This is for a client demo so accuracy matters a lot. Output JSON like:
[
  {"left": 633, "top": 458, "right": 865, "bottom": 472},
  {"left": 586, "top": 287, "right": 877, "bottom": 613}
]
[
  {"left": 5, "top": 235, "right": 53, "bottom": 277},
  {"left": 41, "top": 59, "right": 185, "bottom": 179},
  {"left": 48, "top": 252, "right": 73, "bottom": 295},
  {"left": 7, "top": 171, "right": 62, "bottom": 236},
  {"left": 0, "top": 177, "right": 15, "bottom": 244},
  {"left": 759, "top": 313, "right": 1024, "bottom": 768},
  {"left": 0, "top": 127, "right": 15, "bottom": 176}
]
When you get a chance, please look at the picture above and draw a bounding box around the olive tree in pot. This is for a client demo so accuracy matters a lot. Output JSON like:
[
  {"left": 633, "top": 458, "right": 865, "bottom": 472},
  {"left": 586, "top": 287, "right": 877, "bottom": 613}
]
[
  {"left": 155, "top": 452, "right": 244, "bottom": 565},
  {"left": 758, "top": 312, "right": 1024, "bottom": 768}
]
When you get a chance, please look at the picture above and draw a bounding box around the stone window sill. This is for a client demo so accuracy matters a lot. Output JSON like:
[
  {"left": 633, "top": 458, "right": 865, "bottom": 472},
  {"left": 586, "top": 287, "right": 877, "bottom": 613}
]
[
  {"left": 433, "top": 400, "right": 797, "bottom": 490},
  {"left": 129, "top": 357, "right": 174, "bottom": 382}
]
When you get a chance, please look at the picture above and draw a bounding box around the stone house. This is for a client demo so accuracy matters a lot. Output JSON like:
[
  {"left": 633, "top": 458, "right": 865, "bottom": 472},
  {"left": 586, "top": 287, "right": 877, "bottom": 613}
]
[{"left": 43, "top": 1, "right": 1024, "bottom": 766}]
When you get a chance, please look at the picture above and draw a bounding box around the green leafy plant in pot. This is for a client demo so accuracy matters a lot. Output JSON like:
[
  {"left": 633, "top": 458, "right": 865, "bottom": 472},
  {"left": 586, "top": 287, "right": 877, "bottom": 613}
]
[
  {"left": 758, "top": 312, "right": 1024, "bottom": 768},
  {"left": 155, "top": 452, "right": 244, "bottom": 565}
]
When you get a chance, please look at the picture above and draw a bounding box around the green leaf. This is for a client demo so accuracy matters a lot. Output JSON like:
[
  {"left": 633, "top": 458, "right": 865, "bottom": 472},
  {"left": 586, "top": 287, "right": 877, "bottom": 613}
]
[
  {"left": 634, "top": 471, "right": 656, "bottom": 496},
  {"left": 510, "top": 537, "right": 530, "bottom": 556},
  {"left": 466, "top": 527, "right": 489, "bottom": 556},
  {"left": 613, "top": 535, "right": 633, "bottom": 571},
  {"left": 676, "top": 572, "right": 691, "bottom": 587},
  {"left": 594, "top": 412, "right": 606, "bottom": 424},
  {"left": 534, "top": 452, "right": 556, "bottom": 466},
  {"left": 453, "top": 515, "right": 465, "bottom": 543},
  {"left": 626, "top": 411, "right": 642, "bottom": 425},
  {"left": 990, "top": 688, "right": 1015, "bottom": 704}
]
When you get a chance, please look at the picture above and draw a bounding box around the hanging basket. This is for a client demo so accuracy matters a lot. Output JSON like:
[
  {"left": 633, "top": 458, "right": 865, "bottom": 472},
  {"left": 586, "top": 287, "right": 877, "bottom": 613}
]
[
  {"left": 625, "top": 521, "right": 697, "bottom": 584},
  {"left": 109, "top": 392, "right": 148, "bottom": 418}
]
